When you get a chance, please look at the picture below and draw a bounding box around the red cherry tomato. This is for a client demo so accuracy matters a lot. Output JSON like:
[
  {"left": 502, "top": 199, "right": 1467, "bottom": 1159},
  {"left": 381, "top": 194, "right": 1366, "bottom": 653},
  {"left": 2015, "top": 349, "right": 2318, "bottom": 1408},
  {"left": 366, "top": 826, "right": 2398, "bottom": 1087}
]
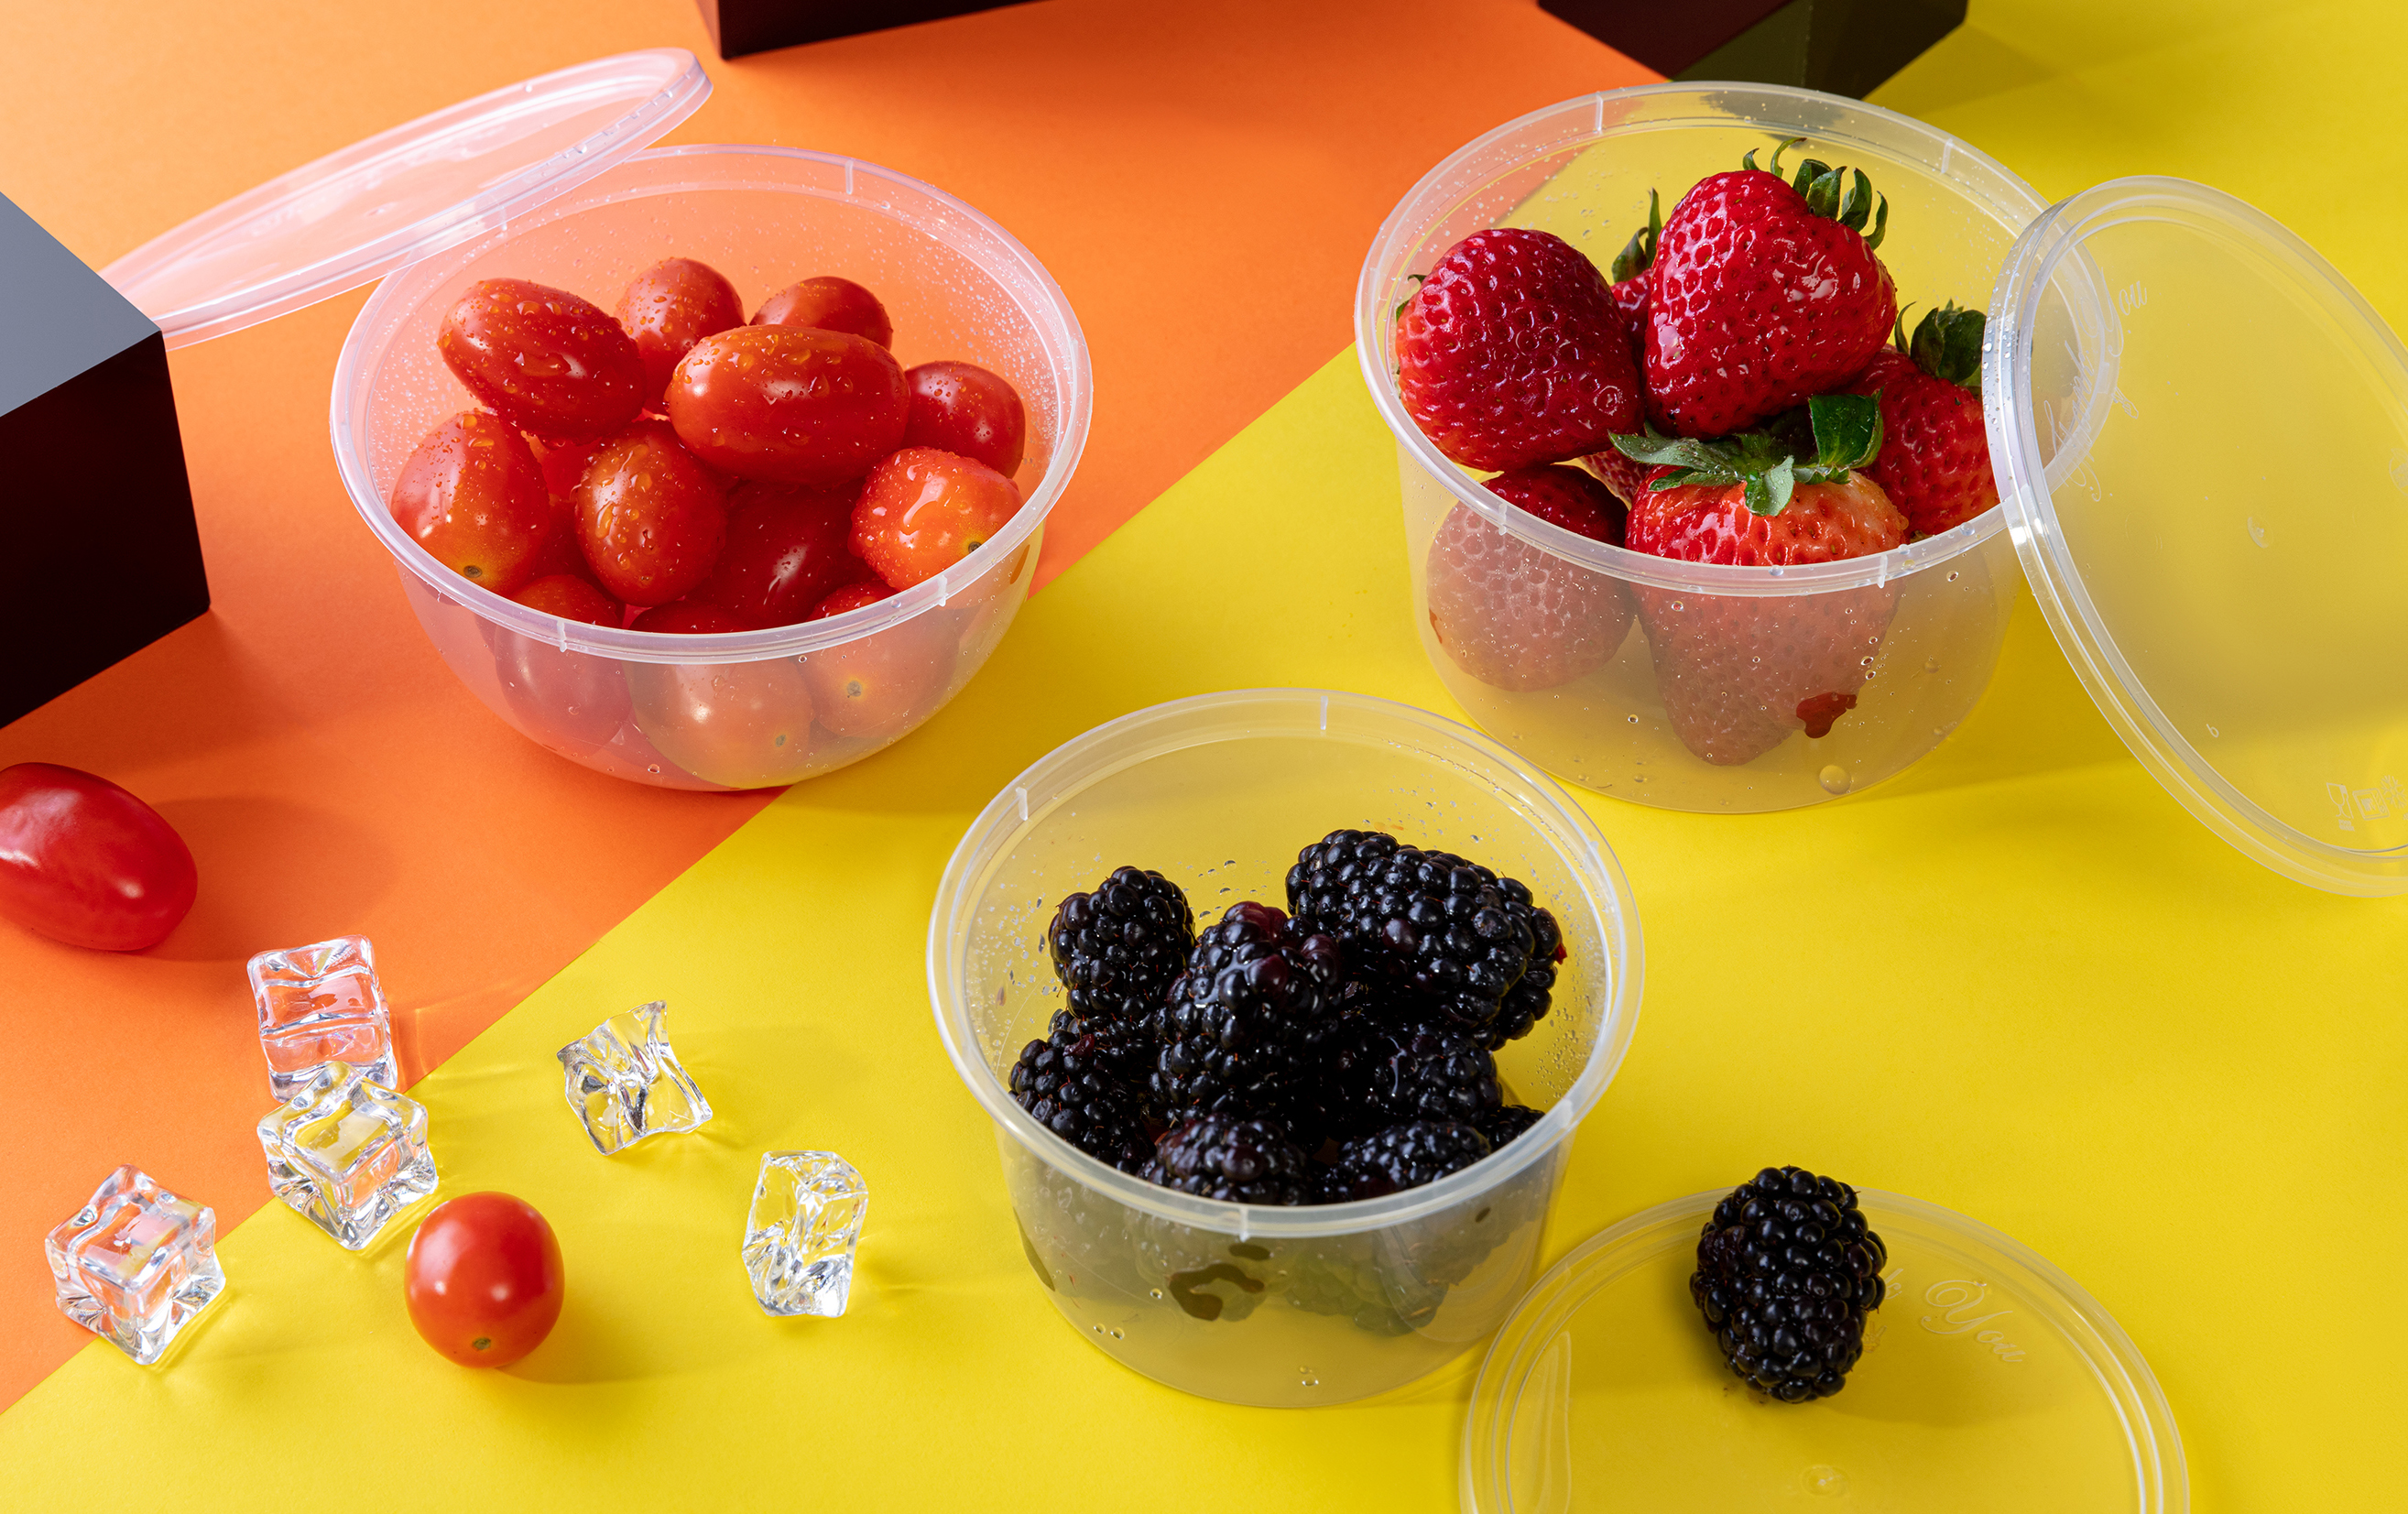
[
  {"left": 802, "top": 617, "right": 957, "bottom": 741},
  {"left": 536, "top": 436, "right": 605, "bottom": 502},
  {"left": 617, "top": 257, "right": 746, "bottom": 406},
  {"left": 850, "top": 447, "right": 1025, "bottom": 589},
  {"left": 404, "top": 1193, "right": 564, "bottom": 1369},
  {"left": 902, "top": 361, "right": 1026, "bottom": 477},
  {"left": 574, "top": 420, "right": 729, "bottom": 605},
  {"left": 483, "top": 619, "right": 633, "bottom": 757},
  {"left": 389, "top": 411, "right": 559, "bottom": 595},
  {"left": 752, "top": 276, "right": 892, "bottom": 347},
  {"left": 0, "top": 765, "right": 196, "bottom": 952},
  {"left": 438, "top": 278, "right": 646, "bottom": 441},
  {"left": 691, "top": 481, "right": 864, "bottom": 628},
  {"left": 807, "top": 578, "right": 899, "bottom": 620},
  {"left": 630, "top": 602, "right": 749, "bottom": 635},
  {"left": 667, "top": 326, "right": 908, "bottom": 486},
  {"left": 629, "top": 659, "right": 815, "bottom": 787},
  {"left": 511, "top": 573, "right": 624, "bottom": 628}
]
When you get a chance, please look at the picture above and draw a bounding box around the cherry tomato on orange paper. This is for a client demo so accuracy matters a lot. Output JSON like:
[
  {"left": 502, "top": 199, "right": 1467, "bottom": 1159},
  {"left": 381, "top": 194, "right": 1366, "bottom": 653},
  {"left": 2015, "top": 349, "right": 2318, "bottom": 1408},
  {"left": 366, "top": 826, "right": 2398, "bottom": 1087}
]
[
  {"left": 389, "top": 411, "right": 560, "bottom": 595},
  {"left": 573, "top": 420, "right": 729, "bottom": 605},
  {"left": 511, "top": 573, "right": 623, "bottom": 628},
  {"left": 752, "top": 275, "right": 892, "bottom": 347},
  {"left": 902, "top": 360, "right": 1026, "bottom": 477},
  {"left": 667, "top": 326, "right": 908, "bottom": 486},
  {"left": 438, "top": 278, "right": 646, "bottom": 441},
  {"left": 802, "top": 617, "right": 957, "bottom": 741},
  {"left": 692, "top": 481, "right": 863, "bottom": 628},
  {"left": 807, "top": 577, "right": 898, "bottom": 621},
  {"left": 631, "top": 602, "right": 748, "bottom": 635},
  {"left": 850, "top": 447, "right": 1024, "bottom": 589},
  {"left": 404, "top": 1193, "right": 564, "bottom": 1369},
  {"left": 617, "top": 257, "right": 746, "bottom": 405},
  {"left": 0, "top": 764, "right": 196, "bottom": 952}
]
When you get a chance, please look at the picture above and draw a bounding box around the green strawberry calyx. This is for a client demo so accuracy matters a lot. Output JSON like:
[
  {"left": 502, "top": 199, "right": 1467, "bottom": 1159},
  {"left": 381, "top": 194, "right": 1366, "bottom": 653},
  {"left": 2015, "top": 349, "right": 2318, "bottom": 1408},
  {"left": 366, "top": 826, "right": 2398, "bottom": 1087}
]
[
  {"left": 1742, "top": 137, "right": 1889, "bottom": 252},
  {"left": 1610, "top": 188, "right": 1662, "bottom": 284},
  {"left": 1608, "top": 393, "right": 1885, "bottom": 517},
  {"left": 1895, "top": 300, "right": 1985, "bottom": 390}
]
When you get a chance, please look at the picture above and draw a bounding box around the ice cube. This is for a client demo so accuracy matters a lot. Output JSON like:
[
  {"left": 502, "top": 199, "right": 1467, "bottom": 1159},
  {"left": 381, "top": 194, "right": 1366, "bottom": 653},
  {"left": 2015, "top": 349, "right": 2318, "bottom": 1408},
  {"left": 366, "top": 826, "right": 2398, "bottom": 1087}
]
[
  {"left": 46, "top": 1164, "right": 226, "bottom": 1365},
  {"left": 743, "top": 1151, "right": 867, "bottom": 1317},
  {"left": 246, "top": 935, "right": 397, "bottom": 1102},
  {"left": 256, "top": 1064, "right": 437, "bottom": 1249},
  {"left": 556, "top": 1000, "right": 712, "bottom": 1155}
]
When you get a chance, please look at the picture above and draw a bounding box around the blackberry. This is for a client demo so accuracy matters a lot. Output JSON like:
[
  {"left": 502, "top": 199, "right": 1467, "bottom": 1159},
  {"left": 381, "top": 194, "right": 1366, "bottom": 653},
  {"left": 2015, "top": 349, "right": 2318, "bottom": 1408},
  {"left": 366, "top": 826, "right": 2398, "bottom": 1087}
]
[
  {"left": 1007, "top": 1023, "right": 1154, "bottom": 1173},
  {"left": 1047, "top": 1007, "right": 1154, "bottom": 1091},
  {"left": 1480, "top": 897, "right": 1564, "bottom": 1049},
  {"left": 1333, "top": 1016, "right": 1503, "bottom": 1127},
  {"left": 1475, "top": 1103, "right": 1545, "bottom": 1149},
  {"left": 1319, "top": 1119, "right": 1493, "bottom": 1203},
  {"left": 1286, "top": 830, "right": 1542, "bottom": 1034},
  {"left": 1142, "top": 1114, "right": 1312, "bottom": 1205},
  {"left": 1151, "top": 901, "right": 1342, "bottom": 1123},
  {"left": 1047, "top": 866, "right": 1195, "bottom": 1027},
  {"left": 1690, "top": 1167, "right": 1889, "bottom": 1402}
]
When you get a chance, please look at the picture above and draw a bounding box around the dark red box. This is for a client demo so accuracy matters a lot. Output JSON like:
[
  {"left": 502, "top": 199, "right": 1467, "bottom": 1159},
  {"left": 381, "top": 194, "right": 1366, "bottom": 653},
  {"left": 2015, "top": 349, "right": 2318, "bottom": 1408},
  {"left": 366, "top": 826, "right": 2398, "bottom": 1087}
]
[
  {"left": 1542, "top": 0, "right": 1968, "bottom": 98},
  {"left": 696, "top": 0, "right": 1033, "bottom": 59}
]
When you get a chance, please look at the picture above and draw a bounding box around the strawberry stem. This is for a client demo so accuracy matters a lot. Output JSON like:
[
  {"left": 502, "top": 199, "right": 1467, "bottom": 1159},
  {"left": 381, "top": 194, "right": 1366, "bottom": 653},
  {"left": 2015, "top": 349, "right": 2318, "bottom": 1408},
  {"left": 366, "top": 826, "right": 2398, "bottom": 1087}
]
[
  {"left": 1611, "top": 189, "right": 1662, "bottom": 284},
  {"left": 1607, "top": 393, "right": 1885, "bottom": 517},
  {"left": 1742, "top": 137, "right": 1890, "bottom": 250},
  {"left": 1904, "top": 301, "right": 1985, "bottom": 389}
]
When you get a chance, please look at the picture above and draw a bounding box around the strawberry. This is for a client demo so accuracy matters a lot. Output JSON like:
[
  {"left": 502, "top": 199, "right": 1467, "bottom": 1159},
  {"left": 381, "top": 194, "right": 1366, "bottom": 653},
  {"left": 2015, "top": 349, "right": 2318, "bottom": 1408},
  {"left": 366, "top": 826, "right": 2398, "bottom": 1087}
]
[
  {"left": 1425, "top": 464, "right": 1633, "bottom": 692},
  {"left": 1608, "top": 395, "right": 1907, "bottom": 764},
  {"left": 1852, "top": 302, "right": 1998, "bottom": 537},
  {"left": 1607, "top": 188, "right": 1662, "bottom": 365},
  {"left": 1397, "top": 228, "right": 1641, "bottom": 472},
  {"left": 1644, "top": 140, "right": 1897, "bottom": 439}
]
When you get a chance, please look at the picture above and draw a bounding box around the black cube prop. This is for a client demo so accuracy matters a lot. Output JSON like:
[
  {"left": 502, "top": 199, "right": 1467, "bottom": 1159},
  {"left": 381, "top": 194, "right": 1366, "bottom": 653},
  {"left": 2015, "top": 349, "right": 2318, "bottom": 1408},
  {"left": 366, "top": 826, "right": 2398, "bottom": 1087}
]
[
  {"left": 0, "top": 192, "right": 209, "bottom": 727},
  {"left": 1542, "top": 0, "right": 1968, "bottom": 98},
  {"left": 696, "top": 0, "right": 1033, "bottom": 59}
]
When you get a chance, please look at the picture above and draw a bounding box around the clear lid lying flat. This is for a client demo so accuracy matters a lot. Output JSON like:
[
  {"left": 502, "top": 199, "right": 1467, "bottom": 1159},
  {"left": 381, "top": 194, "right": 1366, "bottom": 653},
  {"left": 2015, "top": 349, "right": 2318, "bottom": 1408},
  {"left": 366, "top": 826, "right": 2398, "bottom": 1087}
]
[
  {"left": 101, "top": 49, "right": 710, "bottom": 348},
  {"left": 1987, "top": 178, "right": 2408, "bottom": 897},
  {"left": 1463, "top": 1188, "right": 2185, "bottom": 1512}
]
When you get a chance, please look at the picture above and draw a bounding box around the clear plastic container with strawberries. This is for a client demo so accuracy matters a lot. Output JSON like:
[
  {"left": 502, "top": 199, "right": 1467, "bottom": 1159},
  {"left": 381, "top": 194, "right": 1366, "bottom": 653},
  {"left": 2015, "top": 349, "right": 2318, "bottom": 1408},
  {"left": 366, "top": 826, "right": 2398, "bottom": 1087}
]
[{"left": 1357, "top": 86, "right": 2052, "bottom": 811}]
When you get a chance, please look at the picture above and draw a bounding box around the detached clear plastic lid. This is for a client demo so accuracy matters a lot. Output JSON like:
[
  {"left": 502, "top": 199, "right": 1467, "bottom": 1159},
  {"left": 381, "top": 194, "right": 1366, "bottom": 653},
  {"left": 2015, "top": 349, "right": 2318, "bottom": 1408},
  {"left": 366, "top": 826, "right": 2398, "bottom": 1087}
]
[
  {"left": 1462, "top": 1188, "right": 2185, "bottom": 1512},
  {"left": 1986, "top": 177, "right": 2408, "bottom": 896},
  {"left": 101, "top": 49, "right": 710, "bottom": 348}
]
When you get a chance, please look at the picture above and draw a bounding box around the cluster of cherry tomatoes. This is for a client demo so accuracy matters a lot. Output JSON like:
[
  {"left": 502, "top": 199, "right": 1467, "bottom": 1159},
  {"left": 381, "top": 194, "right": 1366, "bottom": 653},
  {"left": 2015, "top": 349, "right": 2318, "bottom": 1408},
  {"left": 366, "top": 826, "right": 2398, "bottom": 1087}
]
[{"left": 390, "top": 258, "right": 1030, "bottom": 635}]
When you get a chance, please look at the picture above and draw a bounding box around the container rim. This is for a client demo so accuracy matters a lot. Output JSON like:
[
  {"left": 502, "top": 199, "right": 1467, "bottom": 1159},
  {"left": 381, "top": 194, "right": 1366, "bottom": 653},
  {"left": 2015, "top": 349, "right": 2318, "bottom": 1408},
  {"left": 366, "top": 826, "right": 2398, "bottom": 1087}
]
[
  {"left": 330, "top": 142, "right": 1092, "bottom": 665},
  {"left": 926, "top": 688, "right": 1646, "bottom": 1238},
  {"left": 1353, "top": 83, "right": 2047, "bottom": 599}
]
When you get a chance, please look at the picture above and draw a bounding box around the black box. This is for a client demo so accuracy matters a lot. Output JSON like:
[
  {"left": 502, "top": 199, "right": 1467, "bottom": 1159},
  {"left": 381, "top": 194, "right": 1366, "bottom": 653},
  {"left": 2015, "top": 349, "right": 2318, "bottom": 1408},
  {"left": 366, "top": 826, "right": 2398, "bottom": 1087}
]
[
  {"left": 0, "top": 192, "right": 209, "bottom": 727},
  {"left": 696, "top": 0, "right": 1034, "bottom": 59},
  {"left": 1542, "top": 0, "right": 1968, "bottom": 98}
]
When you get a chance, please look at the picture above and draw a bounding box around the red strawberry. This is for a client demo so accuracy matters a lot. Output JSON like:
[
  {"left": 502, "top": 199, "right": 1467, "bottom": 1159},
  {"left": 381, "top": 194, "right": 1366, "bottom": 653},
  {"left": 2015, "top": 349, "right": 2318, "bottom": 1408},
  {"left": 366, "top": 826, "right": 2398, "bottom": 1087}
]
[
  {"left": 1398, "top": 228, "right": 1640, "bottom": 472},
  {"left": 1607, "top": 395, "right": 1906, "bottom": 764},
  {"left": 1852, "top": 302, "right": 1998, "bottom": 536},
  {"left": 1607, "top": 187, "right": 1661, "bottom": 365},
  {"left": 1645, "top": 140, "right": 1897, "bottom": 438},
  {"left": 1425, "top": 464, "right": 1633, "bottom": 692}
]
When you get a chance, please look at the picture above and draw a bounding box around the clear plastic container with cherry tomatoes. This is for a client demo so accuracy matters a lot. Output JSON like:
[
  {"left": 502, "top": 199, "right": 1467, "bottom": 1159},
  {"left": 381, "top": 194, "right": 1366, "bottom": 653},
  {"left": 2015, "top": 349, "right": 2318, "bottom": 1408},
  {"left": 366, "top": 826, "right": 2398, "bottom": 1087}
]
[{"left": 104, "top": 50, "right": 1090, "bottom": 790}]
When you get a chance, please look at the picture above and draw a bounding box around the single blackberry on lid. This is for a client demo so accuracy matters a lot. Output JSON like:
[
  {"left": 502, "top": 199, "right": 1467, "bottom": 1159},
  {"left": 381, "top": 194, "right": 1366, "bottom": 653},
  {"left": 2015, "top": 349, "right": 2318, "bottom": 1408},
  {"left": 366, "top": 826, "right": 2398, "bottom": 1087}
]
[
  {"left": 1690, "top": 1166, "right": 1889, "bottom": 1402},
  {"left": 1047, "top": 866, "right": 1195, "bottom": 1028},
  {"left": 1142, "top": 1114, "right": 1312, "bottom": 1205},
  {"left": 1151, "top": 901, "right": 1342, "bottom": 1123},
  {"left": 1318, "top": 1119, "right": 1493, "bottom": 1203},
  {"left": 1285, "top": 829, "right": 1543, "bottom": 1034},
  {"left": 1007, "top": 1022, "right": 1154, "bottom": 1174}
]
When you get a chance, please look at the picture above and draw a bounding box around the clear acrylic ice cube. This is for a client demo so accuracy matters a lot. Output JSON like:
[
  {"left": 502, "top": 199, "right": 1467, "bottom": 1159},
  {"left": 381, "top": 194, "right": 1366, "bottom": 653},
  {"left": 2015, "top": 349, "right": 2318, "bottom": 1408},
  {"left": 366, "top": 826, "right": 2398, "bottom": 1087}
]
[
  {"left": 247, "top": 934, "right": 397, "bottom": 1103},
  {"left": 743, "top": 1151, "right": 867, "bottom": 1318},
  {"left": 47, "top": 1164, "right": 226, "bottom": 1365},
  {"left": 557, "top": 1000, "right": 712, "bottom": 1155},
  {"left": 257, "top": 1064, "right": 437, "bottom": 1249}
]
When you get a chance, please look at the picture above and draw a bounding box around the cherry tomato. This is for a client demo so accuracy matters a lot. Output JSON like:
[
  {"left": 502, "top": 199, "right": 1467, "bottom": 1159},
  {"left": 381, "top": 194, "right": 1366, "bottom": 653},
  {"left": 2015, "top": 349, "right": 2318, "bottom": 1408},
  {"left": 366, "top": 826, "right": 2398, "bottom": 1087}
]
[
  {"left": 631, "top": 602, "right": 749, "bottom": 635},
  {"left": 802, "top": 617, "right": 957, "bottom": 741},
  {"left": 902, "top": 361, "right": 1027, "bottom": 477},
  {"left": 510, "top": 573, "right": 623, "bottom": 628},
  {"left": 389, "top": 411, "right": 559, "bottom": 595},
  {"left": 752, "top": 276, "right": 892, "bottom": 346},
  {"left": 807, "top": 577, "right": 899, "bottom": 620},
  {"left": 629, "top": 659, "right": 815, "bottom": 788},
  {"left": 617, "top": 257, "right": 745, "bottom": 406},
  {"left": 438, "top": 278, "right": 646, "bottom": 441},
  {"left": 404, "top": 1193, "right": 564, "bottom": 1369},
  {"left": 850, "top": 447, "right": 1024, "bottom": 589},
  {"left": 574, "top": 420, "right": 729, "bottom": 605},
  {"left": 667, "top": 326, "right": 908, "bottom": 485},
  {"left": 690, "top": 481, "right": 863, "bottom": 628},
  {"left": 483, "top": 620, "right": 633, "bottom": 757},
  {"left": 536, "top": 436, "right": 605, "bottom": 502},
  {"left": 0, "top": 764, "right": 196, "bottom": 952}
]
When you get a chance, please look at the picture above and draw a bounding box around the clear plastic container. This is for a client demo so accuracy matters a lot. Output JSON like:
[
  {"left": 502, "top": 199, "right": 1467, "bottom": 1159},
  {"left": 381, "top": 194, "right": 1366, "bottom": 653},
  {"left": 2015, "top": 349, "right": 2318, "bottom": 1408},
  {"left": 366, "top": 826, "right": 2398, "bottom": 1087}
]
[
  {"left": 928, "top": 690, "right": 1643, "bottom": 1406},
  {"left": 330, "top": 145, "right": 1090, "bottom": 789},
  {"left": 1356, "top": 86, "right": 2054, "bottom": 812}
]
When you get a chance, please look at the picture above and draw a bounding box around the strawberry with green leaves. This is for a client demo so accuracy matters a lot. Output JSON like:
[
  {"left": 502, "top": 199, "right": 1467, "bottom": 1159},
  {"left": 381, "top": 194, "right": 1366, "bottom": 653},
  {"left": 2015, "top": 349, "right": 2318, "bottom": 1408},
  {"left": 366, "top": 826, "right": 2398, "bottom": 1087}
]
[
  {"left": 1425, "top": 464, "right": 1633, "bottom": 692},
  {"left": 1851, "top": 302, "right": 1999, "bottom": 536},
  {"left": 1644, "top": 140, "right": 1898, "bottom": 439},
  {"left": 1609, "top": 394, "right": 1907, "bottom": 764}
]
